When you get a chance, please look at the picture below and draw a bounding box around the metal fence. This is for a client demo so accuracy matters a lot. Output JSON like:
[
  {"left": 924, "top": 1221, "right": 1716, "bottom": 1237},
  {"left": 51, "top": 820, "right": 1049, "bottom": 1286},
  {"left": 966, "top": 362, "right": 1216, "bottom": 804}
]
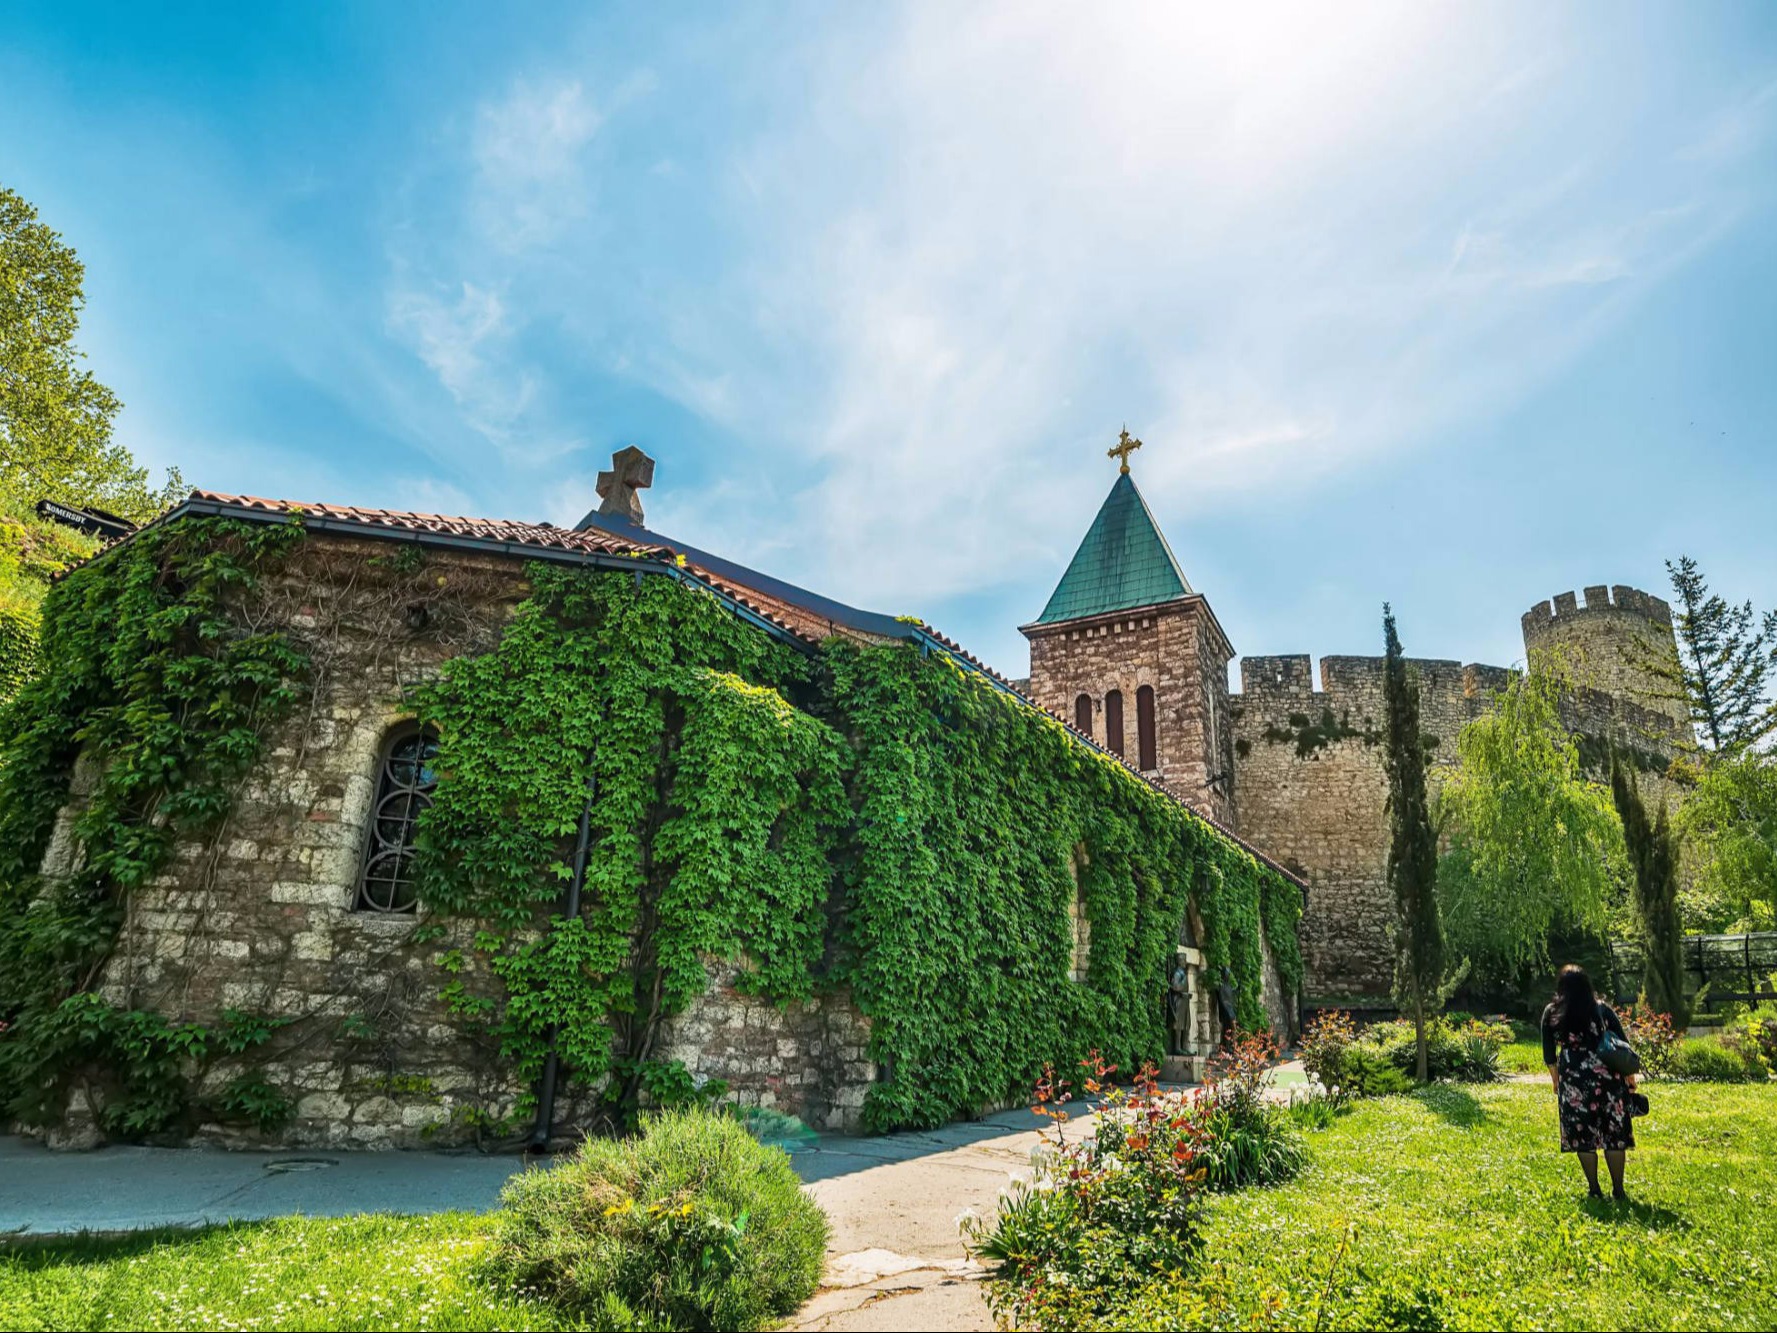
[{"left": 1608, "top": 932, "right": 1777, "bottom": 1010}]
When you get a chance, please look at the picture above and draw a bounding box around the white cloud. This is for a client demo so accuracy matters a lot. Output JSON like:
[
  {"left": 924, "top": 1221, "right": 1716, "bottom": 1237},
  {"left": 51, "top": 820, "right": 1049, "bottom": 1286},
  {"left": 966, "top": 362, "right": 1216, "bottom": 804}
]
[
  {"left": 471, "top": 79, "right": 603, "bottom": 249},
  {"left": 385, "top": 4, "right": 1770, "bottom": 616}
]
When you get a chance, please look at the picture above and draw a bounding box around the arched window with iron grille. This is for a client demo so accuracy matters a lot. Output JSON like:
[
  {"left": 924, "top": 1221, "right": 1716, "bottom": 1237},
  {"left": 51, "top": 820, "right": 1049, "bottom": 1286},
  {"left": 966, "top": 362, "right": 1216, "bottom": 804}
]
[
  {"left": 354, "top": 724, "right": 439, "bottom": 913},
  {"left": 1104, "top": 689, "right": 1125, "bottom": 758},
  {"left": 1136, "top": 684, "right": 1157, "bottom": 771},
  {"left": 1074, "top": 693, "right": 1093, "bottom": 739}
]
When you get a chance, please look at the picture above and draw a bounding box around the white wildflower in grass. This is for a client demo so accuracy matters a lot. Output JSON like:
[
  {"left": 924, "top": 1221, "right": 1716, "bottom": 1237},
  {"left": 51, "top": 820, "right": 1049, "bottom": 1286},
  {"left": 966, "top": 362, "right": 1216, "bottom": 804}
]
[{"left": 954, "top": 1206, "right": 978, "bottom": 1235}]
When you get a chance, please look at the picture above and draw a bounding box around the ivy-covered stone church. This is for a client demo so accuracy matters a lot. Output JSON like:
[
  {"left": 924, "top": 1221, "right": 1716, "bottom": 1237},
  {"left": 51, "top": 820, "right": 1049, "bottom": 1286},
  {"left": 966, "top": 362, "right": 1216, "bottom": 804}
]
[{"left": 7, "top": 442, "right": 1308, "bottom": 1150}]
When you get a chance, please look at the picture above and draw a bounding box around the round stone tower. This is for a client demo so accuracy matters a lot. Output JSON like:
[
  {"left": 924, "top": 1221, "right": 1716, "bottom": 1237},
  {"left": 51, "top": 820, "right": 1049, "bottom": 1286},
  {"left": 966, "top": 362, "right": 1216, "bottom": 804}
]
[{"left": 1520, "top": 584, "right": 1690, "bottom": 735}]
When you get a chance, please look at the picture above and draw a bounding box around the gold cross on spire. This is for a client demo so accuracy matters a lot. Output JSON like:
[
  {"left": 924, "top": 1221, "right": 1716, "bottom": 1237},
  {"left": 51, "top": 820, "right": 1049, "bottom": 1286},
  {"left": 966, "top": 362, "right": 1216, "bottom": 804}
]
[{"left": 1108, "top": 427, "right": 1143, "bottom": 474}]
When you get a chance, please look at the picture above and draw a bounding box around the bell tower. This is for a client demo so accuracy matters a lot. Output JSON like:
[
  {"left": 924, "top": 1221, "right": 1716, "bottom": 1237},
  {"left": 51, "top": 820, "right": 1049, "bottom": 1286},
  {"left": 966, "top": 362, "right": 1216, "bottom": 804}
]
[{"left": 1019, "top": 432, "right": 1237, "bottom": 826}]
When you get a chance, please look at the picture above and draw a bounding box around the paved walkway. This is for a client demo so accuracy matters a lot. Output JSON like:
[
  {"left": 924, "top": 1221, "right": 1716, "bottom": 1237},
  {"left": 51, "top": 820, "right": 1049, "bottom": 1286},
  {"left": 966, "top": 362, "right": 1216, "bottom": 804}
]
[
  {"left": 6, "top": 1079, "right": 1306, "bottom": 1331},
  {"left": 0, "top": 1108, "right": 1064, "bottom": 1330}
]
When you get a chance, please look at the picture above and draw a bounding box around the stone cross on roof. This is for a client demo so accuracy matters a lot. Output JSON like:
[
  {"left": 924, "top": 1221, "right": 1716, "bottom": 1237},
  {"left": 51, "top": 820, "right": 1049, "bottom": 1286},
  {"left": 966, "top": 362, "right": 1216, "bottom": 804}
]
[
  {"left": 1108, "top": 427, "right": 1143, "bottom": 474},
  {"left": 596, "top": 446, "right": 655, "bottom": 524}
]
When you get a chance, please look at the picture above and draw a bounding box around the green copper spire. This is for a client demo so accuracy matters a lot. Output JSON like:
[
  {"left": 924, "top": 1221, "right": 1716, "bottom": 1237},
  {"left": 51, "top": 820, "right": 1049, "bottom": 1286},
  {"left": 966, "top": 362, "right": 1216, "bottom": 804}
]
[{"left": 1034, "top": 470, "right": 1193, "bottom": 624}]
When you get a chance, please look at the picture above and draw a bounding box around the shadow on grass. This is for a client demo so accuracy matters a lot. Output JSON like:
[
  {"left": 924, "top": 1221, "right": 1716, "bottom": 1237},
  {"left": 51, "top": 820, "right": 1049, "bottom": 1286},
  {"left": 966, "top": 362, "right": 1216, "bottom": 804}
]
[
  {"left": 1415, "top": 1085, "right": 1487, "bottom": 1127},
  {"left": 1579, "top": 1196, "right": 1687, "bottom": 1230},
  {"left": 0, "top": 1220, "right": 277, "bottom": 1270}
]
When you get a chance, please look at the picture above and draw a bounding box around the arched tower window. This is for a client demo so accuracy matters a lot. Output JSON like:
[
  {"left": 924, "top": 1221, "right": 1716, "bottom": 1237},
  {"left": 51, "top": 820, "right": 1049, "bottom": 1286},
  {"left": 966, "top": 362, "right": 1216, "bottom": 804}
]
[
  {"left": 1136, "top": 685, "right": 1157, "bottom": 771},
  {"left": 1074, "top": 693, "right": 1093, "bottom": 738},
  {"left": 354, "top": 724, "right": 440, "bottom": 913},
  {"left": 1104, "top": 689, "right": 1125, "bottom": 758}
]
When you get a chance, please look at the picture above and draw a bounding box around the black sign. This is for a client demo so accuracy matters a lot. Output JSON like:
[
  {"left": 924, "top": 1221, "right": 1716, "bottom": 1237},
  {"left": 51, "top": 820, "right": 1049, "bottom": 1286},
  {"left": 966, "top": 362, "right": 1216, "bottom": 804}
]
[{"left": 35, "top": 499, "right": 136, "bottom": 541}]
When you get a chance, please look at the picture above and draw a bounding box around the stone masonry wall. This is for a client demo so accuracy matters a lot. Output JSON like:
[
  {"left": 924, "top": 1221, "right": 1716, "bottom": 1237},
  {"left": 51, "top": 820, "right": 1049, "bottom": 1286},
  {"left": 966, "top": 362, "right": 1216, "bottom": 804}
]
[
  {"left": 38, "top": 534, "right": 876, "bottom": 1149},
  {"left": 1232, "top": 584, "right": 1691, "bottom": 1002},
  {"left": 1024, "top": 597, "right": 1237, "bottom": 827},
  {"left": 1232, "top": 654, "right": 1501, "bottom": 999}
]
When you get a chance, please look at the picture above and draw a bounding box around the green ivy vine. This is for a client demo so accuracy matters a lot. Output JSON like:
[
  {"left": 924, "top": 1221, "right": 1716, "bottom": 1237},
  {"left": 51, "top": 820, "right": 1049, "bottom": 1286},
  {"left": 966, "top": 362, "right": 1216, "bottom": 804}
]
[
  {"left": 411, "top": 566, "right": 848, "bottom": 1126},
  {"left": 824, "top": 639, "right": 1301, "bottom": 1129},
  {"left": 0, "top": 527, "right": 1303, "bottom": 1142},
  {"left": 0, "top": 516, "right": 307, "bottom": 1136},
  {"left": 410, "top": 564, "right": 1302, "bottom": 1133}
]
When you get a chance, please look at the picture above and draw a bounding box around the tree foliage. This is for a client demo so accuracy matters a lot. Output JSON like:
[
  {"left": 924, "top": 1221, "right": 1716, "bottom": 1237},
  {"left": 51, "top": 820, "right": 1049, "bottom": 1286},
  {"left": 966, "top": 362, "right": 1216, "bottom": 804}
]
[
  {"left": 1438, "top": 666, "right": 1625, "bottom": 983},
  {"left": 1678, "top": 749, "right": 1777, "bottom": 933},
  {"left": 1383, "top": 606, "right": 1447, "bottom": 1082},
  {"left": 1612, "top": 760, "right": 1688, "bottom": 1026},
  {"left": 0, "top": 185, "right": 182, "bottom": 525},
  {"left": 1659, "top": 555, "right": 1777, "bottom": 756}
]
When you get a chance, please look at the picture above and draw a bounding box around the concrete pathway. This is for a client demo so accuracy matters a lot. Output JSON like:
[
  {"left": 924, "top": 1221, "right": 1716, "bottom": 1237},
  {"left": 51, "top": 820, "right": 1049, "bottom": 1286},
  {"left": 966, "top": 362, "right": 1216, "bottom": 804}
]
[
  {"left": 779, "top": 1106, "right": 1076, "bottom": 1332},
  {"left": 0, "top": 1136, "right": 523, "bottom": 1234},
  {"left": 0, "top": 1107, "right": 1066, "bottom": 1331}
]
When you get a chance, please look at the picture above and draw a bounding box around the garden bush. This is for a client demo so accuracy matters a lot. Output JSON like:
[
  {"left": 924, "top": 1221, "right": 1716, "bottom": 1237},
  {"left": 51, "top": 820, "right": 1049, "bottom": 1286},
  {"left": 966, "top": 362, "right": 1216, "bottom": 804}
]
[
  {"left": 1195, "top": 1030, "right": 1306, "bottom": 1190},
  {"left": 488, "top": 1106, "right": 828, "bottom": 1332},
  {"left": 1339, "top": 1044, "right": 1414, "bottom": 1097},
  {"left": 964, "top": 1055, "right": 1210, "bottom": 1329},
  {"left": 1664, "top": 1034, "right": 1767, "bottom": 1083},
  {"left": 1298, "top": 1009, "right": 1356, "bottom": 1089},
  {"left": 1621, "top": 1000, "right": 1679, "bottom": 1077},
  {"left": 1734, "top": 1001, "right": 1777, "bottom": 1067},
  {"left": 1308, "top": 1011, "right": 1508, "bottom": 1092}
]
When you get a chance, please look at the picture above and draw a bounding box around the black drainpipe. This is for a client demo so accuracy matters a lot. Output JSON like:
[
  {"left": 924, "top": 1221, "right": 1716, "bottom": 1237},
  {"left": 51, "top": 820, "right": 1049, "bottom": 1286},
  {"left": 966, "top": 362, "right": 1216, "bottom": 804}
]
[{"left": 526, "top": 754, "right": 598, "bottom": 1153}]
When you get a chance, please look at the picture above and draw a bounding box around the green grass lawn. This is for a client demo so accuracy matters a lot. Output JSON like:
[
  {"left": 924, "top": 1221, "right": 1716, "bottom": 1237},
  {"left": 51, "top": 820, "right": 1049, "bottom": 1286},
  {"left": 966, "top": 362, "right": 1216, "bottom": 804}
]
[
  {"left": 0, "top": 1213, "right": 575, "bottom": 1332},
  {"left": 1107, "top": 1081, "right": 1776, "bottom": 1331}
]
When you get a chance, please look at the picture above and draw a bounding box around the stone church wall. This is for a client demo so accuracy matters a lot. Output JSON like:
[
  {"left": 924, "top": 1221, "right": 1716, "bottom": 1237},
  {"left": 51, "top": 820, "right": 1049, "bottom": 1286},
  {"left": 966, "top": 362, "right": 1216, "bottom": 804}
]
[{"left": 38, "top": 535, "right": 877, "bottom": 1149}]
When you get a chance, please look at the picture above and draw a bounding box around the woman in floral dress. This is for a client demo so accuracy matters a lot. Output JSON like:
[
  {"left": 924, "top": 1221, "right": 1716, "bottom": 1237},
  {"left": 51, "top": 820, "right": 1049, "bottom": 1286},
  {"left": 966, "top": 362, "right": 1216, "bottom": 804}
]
[{"left": 1541, "top": 964, "right": 1636, "bottom": 1200}]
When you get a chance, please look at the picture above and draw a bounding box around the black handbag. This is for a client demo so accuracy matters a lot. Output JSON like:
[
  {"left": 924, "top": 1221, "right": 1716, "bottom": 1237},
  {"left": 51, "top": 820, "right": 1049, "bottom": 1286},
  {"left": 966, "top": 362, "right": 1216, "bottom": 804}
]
[
  {"left": 1626, "top": 1090, "right": 1650, "bottom": 1118},
  {"left": 1598, "top": 1029, "right": 1642, "bottom": 1077}
]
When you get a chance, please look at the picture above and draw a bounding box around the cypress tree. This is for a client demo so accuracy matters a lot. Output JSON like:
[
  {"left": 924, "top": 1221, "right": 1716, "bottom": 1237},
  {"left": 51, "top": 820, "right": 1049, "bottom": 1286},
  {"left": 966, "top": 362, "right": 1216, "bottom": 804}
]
[
  {"left": 1384, "top": 605, "right": 1443, "bottom": 1082},
  {"left": 1611, "top": 757, "right": 1689, "bottom": 1025}
]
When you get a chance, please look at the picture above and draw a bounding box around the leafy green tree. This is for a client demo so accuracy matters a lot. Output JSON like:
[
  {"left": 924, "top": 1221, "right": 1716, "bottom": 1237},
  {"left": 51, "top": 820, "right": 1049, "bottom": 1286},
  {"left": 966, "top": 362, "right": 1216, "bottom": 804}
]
[
  {"left": 1383, "top": 605, "right": 1448, "bottom": 1082},
  {"left": 1678, "top": 749, "right": 1777, "bottom": 933},
  {"left": 1612, "top": 758, "right": 1688, "bottom": 1025},
  {"left": 0, "top": 184, "right": 181, "bottom": 525},
  {"left": 1438, "top": 667, "right": 1625, "bottom": 984},
  {"left": 1658, "top": 556, "right": 1777, "bottom": 756}
]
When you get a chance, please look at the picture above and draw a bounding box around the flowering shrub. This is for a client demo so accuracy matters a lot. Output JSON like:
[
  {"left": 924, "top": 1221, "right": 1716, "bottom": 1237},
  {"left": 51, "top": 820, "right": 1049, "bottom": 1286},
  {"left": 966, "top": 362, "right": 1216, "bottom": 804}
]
[
  {"left": 1193, "top": 1030, "right": 1307, "bottom": 1189},
  {"left": 1624, "top": 1002, "right": 1680, "bottom": 1077},
  {"left": 1299, "top": 1009, "right": 1357, "bottom": 1089},
  {"left": 490, "top": 1106, "right": 827, "bottom": 1331},
  {"left": 963, "top": 1054, "right": 1207, "bottom": 1329}
]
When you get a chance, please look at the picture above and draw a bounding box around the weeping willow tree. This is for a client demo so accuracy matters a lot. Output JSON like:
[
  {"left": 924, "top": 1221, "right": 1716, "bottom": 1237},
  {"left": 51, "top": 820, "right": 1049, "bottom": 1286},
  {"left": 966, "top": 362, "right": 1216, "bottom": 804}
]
[{"left": 1438, "top": 666, "right": 1626, "bottom": 991}]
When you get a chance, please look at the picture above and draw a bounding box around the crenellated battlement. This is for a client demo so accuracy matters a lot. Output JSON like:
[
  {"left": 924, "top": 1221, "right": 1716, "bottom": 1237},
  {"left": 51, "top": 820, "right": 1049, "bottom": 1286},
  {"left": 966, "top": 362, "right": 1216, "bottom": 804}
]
[
  {"left": 1522, "top": 584, "right": 1672, "bottom": 641},
  {"left": 1237, "top": 654, "right": 1512, "bottom": 708},
  {"left": 1519, "top": 582, "right": 1689, "bottom": 733}
]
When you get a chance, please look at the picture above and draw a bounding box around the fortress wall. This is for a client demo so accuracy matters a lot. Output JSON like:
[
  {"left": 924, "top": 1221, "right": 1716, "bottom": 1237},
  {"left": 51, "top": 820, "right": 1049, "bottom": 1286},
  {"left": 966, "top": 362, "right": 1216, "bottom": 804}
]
[
  {"left": 1231, "top": 654, "right": 1505, "bottom": 1000},
  {"left": 1230, "top": 583, "right": 1695, "bottom": 1003}
]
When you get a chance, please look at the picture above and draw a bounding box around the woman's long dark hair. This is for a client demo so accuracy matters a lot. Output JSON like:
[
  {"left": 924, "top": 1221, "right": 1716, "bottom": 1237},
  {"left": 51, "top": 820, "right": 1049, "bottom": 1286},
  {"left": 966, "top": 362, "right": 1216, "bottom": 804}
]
[{"left": 1552, "top": 963, "right": 1600, "bottom": 1038}]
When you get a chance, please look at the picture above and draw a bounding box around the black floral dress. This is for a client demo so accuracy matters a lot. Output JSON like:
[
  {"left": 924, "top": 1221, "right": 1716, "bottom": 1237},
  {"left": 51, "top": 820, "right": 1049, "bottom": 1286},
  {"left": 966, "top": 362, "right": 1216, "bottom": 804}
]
[{"left": 1540, "top": 1000, "right": 1635, "bottom": 1153}]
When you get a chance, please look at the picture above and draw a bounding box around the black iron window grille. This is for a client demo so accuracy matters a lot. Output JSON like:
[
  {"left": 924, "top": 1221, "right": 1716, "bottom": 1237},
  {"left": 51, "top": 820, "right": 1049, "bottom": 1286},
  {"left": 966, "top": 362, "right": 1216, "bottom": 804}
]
[{"left": 354, "top": 726, "right": 439, "bottom": 913}]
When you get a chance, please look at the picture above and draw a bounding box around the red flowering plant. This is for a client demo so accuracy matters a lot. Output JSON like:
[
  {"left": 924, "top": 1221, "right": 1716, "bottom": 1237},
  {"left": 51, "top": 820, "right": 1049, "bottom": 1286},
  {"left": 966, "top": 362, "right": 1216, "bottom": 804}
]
[
  {"left": 1624, "top": 1001, "right": 1680, "bottom": 1077},
  {"left": 962, "top": 1051, "right": 1208, "bottom": 1328},
  {"left": 1195, "top": 1029, "right": 1307, "bottom": 1190}
]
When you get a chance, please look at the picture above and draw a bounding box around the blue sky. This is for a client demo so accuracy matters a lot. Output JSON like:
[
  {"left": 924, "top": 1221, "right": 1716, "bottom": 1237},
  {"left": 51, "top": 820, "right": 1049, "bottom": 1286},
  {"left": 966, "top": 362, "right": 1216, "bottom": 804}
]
[{"left": 4, "top": 2, "right": 1774, "bottom": 680}]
